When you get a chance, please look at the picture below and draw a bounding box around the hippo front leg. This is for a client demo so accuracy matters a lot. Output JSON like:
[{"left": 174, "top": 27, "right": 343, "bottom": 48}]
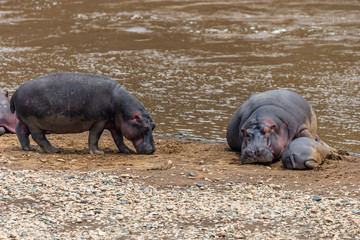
[{"left": 108, "top": 128, "right": 134, "bottom": 154}]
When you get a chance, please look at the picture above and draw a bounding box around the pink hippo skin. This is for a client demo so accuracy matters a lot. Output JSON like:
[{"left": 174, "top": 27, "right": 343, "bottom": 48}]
[
  {"left": 10, "top": 72, "right": 155, "bottom": 154},
  {"left": 0, "top": 91, "right": 18, "bottom": 135}
]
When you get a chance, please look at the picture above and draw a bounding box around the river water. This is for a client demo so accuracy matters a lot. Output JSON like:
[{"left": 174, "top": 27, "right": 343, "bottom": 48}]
[{"left": 0, "top": 0, "right": 359, "bottom": 154}]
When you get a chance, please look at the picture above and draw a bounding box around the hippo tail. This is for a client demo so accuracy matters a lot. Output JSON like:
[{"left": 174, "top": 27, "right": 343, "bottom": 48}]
[{"left": 9, "top": 92, "right": 16, "bottom": 113}]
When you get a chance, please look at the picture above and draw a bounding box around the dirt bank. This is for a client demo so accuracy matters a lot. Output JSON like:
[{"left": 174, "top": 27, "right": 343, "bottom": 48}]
[{"left": 0, "top": 132, "right": 359, "bottom": 197}]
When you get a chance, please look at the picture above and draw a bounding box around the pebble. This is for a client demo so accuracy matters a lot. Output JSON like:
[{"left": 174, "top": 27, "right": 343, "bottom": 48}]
[
  {"left": 0, "top": 169, "right": 358, "bottom": 239},
  {"left": 312, "top": 196, "right": 322, "bottom": 201}
]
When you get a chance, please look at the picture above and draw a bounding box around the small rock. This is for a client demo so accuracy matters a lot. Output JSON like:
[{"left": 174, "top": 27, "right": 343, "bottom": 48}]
[
  {"left": 351, "top": 209, "right": 360, "bottom": 214},
  {"left": 189, "top": 173, "right": 195, "bottom": 177},
  {"left": 196, "top": 183, "right": 205, "bottom": 188},
  {"left": 75, "top": 218, "right": 82, "bottom": 223},
  {"left": 324, "top": 217, "right": 334, "bottom": 223},
  {"left": 312, "top": 196, "right": 322, "bottom": 201}
]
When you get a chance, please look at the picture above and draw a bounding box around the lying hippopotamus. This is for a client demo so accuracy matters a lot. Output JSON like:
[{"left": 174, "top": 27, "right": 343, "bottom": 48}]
[
  {"left": 0, "top": 91, "right": 18, "bottom": 135},
  {"left": 282, "top": 137, "right": 331, "bottom": 170},
  {"left": 226, "top": 89, "right": 334, "bottom": 169},
  {"left": 10, "top": 72, "right": 156, "bottom": 154}
]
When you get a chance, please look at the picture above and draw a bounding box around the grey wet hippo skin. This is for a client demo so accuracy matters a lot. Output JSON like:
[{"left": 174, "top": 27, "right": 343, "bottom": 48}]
[
  {"left": 10, "top": 72, "right": 156, "bottom": 154},
  {"left": 282, "top": 137, "right": 332, "bottom": 170},
  {"left": 226, "top": 89, "right": 334, "bottom": 168},
  {"left": 0, "top": 91, "right": 18, "bottom": 136}
]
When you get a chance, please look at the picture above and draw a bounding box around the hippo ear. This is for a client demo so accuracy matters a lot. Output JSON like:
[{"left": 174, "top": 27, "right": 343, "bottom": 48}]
[
  {"left": 270, "top": 125, "right": 276, "bottom": 132},
  {"left": 5, "top": 91, "right": 9, "bottom": 98}
]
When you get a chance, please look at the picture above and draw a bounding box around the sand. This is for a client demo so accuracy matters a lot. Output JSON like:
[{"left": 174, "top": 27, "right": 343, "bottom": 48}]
[{"left": 0, "top": 132, "right": 359, "bottom": 196}]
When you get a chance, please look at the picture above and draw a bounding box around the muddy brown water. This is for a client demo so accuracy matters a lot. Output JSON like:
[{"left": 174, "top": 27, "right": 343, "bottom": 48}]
[{"left": 0, "top": 0, "right": 359, "bottom": 154}]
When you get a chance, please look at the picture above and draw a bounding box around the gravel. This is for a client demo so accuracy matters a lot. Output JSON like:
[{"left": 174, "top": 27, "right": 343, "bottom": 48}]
[{"left": 0, "top": 167, "right": 359, "bottom": 239}]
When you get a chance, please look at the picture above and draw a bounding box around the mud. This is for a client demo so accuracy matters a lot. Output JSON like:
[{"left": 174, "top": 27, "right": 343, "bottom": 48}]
[{"left": 0, "top": 132, "right": 358, "bottom": 197}]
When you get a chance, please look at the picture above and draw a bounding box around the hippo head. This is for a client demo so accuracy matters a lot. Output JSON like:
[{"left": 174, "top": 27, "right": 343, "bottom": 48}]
[
  {"left": 119, "top": 111, "right": 156, "bottom": 154},
  {"left": 0, "top": 91, "right": 18, "bottom": 135},
  {"left": 282, "top": 138, "right": 322, "bottom": 170},
  {"left": 240, "top": 119, "right": 287, "bottom": 164},
  {"left": 282, "top": 150, "right": 319, "bottom": 170}
]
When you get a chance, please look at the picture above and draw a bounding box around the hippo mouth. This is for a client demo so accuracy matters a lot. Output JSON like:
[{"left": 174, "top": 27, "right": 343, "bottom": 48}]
[
  {"left": 133, "top": 137, "right": 144, "bottom": 148},
  {"left": 241, "top": 146, "right": 274, "bottom": 164},
  {"left": 131, "top": 136, "right": 155, "bottom": 154}
]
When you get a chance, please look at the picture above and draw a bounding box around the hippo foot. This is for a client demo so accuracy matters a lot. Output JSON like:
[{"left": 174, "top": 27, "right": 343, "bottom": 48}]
[
  {"left": 118, "top": 146, "right": 135, "bottom": 154},
  {"left": 22, "top": 146, "right": 37, "bottom": 151},
  {"left": 43, "top": 147, "right": 60, "bottom": 153},
  {"left": 90, "top": 149, "right": 104, "bottom": 155}
]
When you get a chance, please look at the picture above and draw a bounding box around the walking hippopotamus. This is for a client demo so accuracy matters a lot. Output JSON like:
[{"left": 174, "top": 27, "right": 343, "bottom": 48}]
[
  {"left": 10, "top": 72, "right": 156, "bottom": 154},
  {"left": 282, "top": 137, "right": 331, "bottom": 170},
  {"left": 226, "top": 89, "right": 334, "bottom": 169},
  {"left": 0, "top": 91, "right": 18, "bottom": 136}
]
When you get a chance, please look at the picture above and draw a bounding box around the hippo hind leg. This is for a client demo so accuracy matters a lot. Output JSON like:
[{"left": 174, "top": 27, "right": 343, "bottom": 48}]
[
  {"left": 28, "top": 124, "right": 59, "bottom": 153},
  {"left": 88, "top": 120, "right": 107, "bottom": 154},
  {"left": 16, "top": 121, "right": 36, "bottom": 151}
]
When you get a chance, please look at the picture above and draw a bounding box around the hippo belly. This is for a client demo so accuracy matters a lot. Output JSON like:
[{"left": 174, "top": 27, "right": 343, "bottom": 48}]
[{"left": 28, "top": 115, "right": 99, "bottom": 134}]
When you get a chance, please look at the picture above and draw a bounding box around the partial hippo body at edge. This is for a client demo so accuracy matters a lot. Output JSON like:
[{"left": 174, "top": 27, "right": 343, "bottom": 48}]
[
  {"left": 226, "top": 89, "right": 335, "bottom": 169},
  {"left": 0, "top": 91, "right": 18, "bottom": 136},
  {"left": 10, "top": 72, "right": 156, "bottom": 154}
]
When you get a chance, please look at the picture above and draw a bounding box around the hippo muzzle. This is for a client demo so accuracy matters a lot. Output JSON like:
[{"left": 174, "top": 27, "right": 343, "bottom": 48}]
[
  {"left": 132, "top": 131, "right": 156, "bottom": 154},
  {"left": 241, "top": 146, "right": 273, "bottom": 164}
]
